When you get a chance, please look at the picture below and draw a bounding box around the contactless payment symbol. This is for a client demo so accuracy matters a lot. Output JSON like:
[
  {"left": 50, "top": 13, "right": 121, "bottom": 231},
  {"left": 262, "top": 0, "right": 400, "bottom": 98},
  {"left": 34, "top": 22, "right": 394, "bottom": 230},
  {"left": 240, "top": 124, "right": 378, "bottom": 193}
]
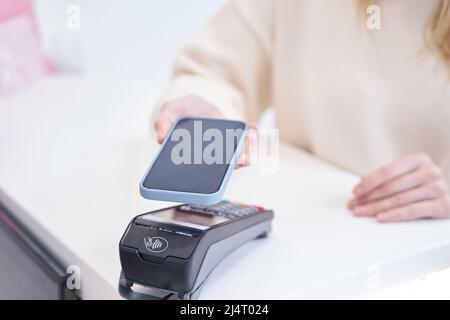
[{"left": 144, "top": 236, "right": 168, "bottom": 253}]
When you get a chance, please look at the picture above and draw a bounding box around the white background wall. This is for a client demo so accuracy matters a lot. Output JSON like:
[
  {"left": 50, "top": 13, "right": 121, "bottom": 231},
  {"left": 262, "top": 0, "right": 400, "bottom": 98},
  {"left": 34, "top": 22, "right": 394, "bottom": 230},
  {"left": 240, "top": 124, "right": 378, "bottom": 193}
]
[{"left": 33, "top": 0, "right": 226, "bottom": 85}]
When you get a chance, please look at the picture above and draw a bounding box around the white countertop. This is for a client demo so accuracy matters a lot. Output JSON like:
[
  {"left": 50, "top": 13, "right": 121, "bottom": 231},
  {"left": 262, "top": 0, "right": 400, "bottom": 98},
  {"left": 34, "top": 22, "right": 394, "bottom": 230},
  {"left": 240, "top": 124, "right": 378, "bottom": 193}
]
[{"left": 1, "top": 75, "right": 450, "bottom": 299}]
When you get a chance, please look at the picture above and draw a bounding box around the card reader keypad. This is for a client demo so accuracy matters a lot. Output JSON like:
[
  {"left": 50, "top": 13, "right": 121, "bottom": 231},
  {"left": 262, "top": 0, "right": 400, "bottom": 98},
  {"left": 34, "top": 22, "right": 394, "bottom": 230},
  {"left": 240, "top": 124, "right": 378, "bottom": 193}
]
[{"left": 180, "top": 201, "right": 264, "bottom": 220}]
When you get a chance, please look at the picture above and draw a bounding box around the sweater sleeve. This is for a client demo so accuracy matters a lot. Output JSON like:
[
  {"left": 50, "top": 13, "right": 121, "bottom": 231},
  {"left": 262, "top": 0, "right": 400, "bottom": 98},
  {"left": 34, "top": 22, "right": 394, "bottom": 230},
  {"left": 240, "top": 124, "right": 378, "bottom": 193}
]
[{"left": 158, "top": 0, "right": 273, "bottom": 122}]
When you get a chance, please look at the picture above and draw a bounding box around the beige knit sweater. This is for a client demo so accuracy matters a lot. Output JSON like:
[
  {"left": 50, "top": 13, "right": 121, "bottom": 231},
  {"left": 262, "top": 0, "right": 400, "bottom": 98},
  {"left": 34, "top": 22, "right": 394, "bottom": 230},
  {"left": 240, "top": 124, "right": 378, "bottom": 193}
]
[{"left": 159, "top": 0, "right": 450, "bottom": 180}]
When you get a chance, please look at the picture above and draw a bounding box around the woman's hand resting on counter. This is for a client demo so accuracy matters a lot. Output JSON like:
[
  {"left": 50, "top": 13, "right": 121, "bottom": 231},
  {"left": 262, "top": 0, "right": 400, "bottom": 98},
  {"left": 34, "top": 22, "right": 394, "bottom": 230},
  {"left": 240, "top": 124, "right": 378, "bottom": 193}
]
[{"left": 349, "top": 153, "right": 450, "bottom": 222}]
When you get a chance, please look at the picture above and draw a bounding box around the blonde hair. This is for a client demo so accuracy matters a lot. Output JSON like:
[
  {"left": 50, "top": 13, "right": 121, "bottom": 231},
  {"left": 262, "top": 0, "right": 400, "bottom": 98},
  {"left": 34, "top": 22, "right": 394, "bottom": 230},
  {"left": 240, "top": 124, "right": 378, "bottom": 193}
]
[
  {"left": 431, "top": 0, "right": 450, "bottom": 63},
  {"left": 361, "top": 0, "right": 450, "bottom": 66}
]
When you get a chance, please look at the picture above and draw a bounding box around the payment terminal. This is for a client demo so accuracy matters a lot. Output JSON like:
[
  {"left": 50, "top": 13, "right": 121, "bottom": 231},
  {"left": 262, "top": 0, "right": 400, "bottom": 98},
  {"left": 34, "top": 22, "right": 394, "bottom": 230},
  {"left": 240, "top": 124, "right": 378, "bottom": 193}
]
[{"left": 118, "top": 200, "right": 273, "bottom": 300}]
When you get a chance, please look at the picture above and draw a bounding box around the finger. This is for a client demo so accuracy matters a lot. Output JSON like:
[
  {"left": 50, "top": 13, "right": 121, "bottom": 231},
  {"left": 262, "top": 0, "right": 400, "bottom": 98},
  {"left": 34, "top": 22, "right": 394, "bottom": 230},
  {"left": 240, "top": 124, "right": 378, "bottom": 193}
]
[
  {"left": 354, "top": 153, "right": 432, "bottom": 197},
  {"left": 236, "top": 132, "right": 253, "bottom": 169},
  {"left": 154, "top": 103, "right": 184, "bottom": 144},
  {"left": 352, "top": 180, "right": 448, "bottom": 217},
  {"left": 236, "top": 153, "right": 249, "bottom": 169},
  {"left": 354, "top": 164, "right": 443, "bottom": 205},
  {"left": 236, "top": 123, "right": 258, "bottom": 169},
  {"left": 249, "top": 122, "right": 258, "bottom": 130},
  {"left": 376, "top": 196, "right": 450, "bottom": 222},
  {"left": 155, "top": 117, "right": 173, "bottom": 144},
  {"left": 236, "top": 135, "right": 250, "bottom": 168},
  {"left": 246, "top": 123, "right": 258, "bottom": 161},
  {"left": 347, "top": 197, "right": 358, "bottom": 209}
]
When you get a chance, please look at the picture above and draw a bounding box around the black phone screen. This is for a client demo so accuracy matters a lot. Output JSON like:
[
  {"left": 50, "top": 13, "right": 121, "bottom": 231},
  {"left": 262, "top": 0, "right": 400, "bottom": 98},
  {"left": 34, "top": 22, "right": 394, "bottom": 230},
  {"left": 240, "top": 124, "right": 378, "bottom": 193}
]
[{"left": 142, "top": 118, "right": 245, "bottom": 194}]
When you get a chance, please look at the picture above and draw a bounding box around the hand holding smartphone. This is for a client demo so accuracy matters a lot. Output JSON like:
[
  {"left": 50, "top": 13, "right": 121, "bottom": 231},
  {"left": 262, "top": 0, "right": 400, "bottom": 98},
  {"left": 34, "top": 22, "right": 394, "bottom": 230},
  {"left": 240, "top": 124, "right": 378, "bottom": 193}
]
[{"left": 140, "top": 116, "right": 247, "bottom": 205}]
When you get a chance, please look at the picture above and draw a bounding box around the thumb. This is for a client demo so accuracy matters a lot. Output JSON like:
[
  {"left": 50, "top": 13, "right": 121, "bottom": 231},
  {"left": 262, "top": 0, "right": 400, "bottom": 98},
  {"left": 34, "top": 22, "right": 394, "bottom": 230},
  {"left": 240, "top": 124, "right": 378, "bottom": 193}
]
[{"left": 155, "top": 117, "right": 172, "bottom": 144}]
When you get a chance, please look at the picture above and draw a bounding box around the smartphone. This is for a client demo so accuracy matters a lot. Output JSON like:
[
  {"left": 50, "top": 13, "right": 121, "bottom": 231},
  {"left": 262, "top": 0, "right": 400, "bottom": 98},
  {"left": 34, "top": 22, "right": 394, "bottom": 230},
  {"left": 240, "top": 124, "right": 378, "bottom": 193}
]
[{"left": 140, "top": 116, "right": 247, "bottom": 204}]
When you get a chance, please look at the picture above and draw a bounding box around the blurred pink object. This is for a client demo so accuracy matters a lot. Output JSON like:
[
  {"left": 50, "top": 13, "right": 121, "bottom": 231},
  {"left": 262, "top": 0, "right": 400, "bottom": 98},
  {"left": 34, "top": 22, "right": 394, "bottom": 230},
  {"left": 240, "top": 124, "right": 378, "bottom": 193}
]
[{"left": 0, "top": 0, "right": 50, "bottom": 95}]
